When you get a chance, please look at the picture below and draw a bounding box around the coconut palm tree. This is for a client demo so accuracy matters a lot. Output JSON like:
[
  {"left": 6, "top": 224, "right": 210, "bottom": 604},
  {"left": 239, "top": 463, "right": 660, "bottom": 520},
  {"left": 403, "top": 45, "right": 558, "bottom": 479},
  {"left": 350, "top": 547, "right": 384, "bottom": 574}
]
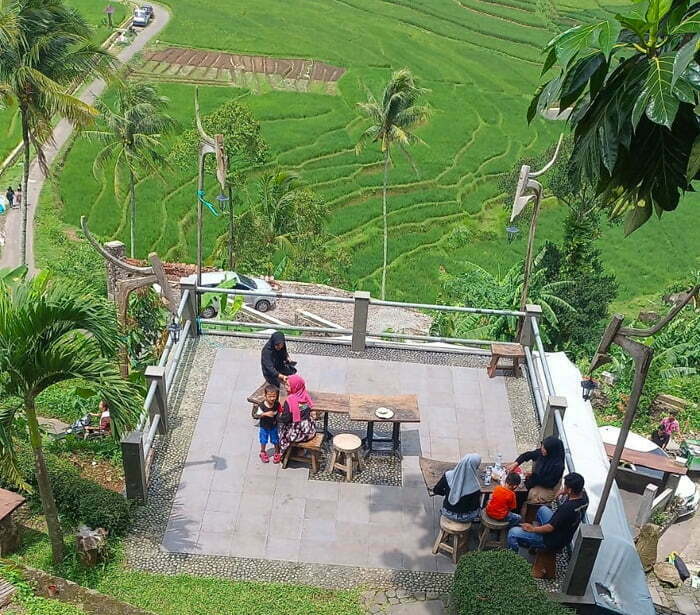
[
  {"left": 0, "top": 0, "right": 115, "bottom": 266},
  {"left": 0, "top": 270, "right": 141, "bottom": 563},
  {"left": 253, "top": 169, "right": 302, "bottom": 248},
  {"left": 356, "top": 69, "right": 430, "bottom": 299},
  {"left": 84, "top": 81, "right": 176, "bottom": 258}
]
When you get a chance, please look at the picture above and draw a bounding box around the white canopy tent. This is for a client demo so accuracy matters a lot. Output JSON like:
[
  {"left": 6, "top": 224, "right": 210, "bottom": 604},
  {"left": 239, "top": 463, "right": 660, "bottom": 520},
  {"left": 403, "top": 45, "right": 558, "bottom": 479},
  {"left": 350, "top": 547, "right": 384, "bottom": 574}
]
[{"left": 540, "top": 352, "right": 654, "bottom": 615}]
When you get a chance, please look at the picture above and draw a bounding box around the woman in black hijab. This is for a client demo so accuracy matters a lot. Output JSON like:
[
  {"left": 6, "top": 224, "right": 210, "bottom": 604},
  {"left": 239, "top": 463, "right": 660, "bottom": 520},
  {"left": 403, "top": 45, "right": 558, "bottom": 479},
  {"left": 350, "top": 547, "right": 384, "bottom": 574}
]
[
  {"left": 261, "top": 331, "right": 297, "bottom": 387},
  {"left": 508, "top": 436, "right": 565, "bottom": 505}
]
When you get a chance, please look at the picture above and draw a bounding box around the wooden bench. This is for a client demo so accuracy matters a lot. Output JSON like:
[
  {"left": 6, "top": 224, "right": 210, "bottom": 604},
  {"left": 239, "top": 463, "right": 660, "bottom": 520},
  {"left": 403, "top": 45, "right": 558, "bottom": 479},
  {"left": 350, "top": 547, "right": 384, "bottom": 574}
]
[
  {"left": 487, "top": 343, "right": 525, "bottom": 378},
  {"left": 282, "top": 433, "right": 325, "bottom": 473}
]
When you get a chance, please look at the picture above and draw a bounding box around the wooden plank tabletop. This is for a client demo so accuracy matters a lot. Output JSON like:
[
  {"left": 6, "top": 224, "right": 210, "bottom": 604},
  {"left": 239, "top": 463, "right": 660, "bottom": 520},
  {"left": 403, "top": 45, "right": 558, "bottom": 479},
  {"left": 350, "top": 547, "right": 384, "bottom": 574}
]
[
  {"left": 349, "top": 394, "right": 420, "bottom": 423},
  {"left": 418, "top": 456, "right": 526, "bottom": 495},
  {"left": 247, "top": 384, "right": 350, "bottom": 414},
  {"left": 604, "top": 443, "right": 687, "bottom": 475},
  {"left": 0, "top": 488, "right": 25, "bottom": 520}
]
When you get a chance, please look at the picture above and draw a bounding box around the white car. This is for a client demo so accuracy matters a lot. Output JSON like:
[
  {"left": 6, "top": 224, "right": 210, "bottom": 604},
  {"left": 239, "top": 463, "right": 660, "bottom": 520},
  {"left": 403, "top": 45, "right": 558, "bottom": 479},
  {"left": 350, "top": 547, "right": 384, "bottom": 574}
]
[
  {"left": 180, "top": 271, "right": 277, "bottom": 316},
  {"left": 599, "top": 425, "right": 699, "bottom": 518},
  {"left": 132, "top": 8, "right": 151, "bottom": 27}
]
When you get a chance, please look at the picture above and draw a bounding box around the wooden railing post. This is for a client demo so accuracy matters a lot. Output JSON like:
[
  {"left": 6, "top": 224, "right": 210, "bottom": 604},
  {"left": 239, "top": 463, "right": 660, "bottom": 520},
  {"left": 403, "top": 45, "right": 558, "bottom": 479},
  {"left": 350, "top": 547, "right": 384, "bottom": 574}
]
[
  {"left": 518, "top": 303, "right": 542, "bottom": 348},
  {"left": 541, "top": 395, "right": 567, "bottom": 441},
  {"left": 145, "top": 365, "right": 168, "bottom": 434},
  {"left": 351, "top": 291, "right": 370, "bottom": 352},
  {"left": 121, "top": 430, "right": 147, "bottom": 502},
  {"left": 563, "top": 524, "right": 604, "bottom": 596}
]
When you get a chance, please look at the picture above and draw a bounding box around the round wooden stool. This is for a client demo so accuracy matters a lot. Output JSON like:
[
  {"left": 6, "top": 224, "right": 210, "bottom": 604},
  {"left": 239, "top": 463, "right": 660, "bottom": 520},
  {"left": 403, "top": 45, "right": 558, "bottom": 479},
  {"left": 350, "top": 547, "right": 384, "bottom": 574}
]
[
  {"left": 328, "top": 433, "right": 363, "bottom": 481},
  {"left": 477, "top": 509, "right": 510, "bottom": 551},
  {"left": 432, "top": 515, "right": 471, "bottom": 563}
]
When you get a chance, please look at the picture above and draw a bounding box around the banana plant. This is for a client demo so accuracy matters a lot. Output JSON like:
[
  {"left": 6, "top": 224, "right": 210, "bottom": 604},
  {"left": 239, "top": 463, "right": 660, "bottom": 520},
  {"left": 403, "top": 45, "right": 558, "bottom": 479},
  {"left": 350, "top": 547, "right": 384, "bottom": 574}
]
[{"left": 531, "top": 0, "right": 700, "bottom": 233}]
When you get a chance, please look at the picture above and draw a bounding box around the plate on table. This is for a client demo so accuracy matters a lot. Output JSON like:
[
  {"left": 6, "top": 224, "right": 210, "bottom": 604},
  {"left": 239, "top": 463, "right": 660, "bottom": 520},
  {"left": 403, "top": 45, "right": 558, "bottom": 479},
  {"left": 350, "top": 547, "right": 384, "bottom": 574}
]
[{"left": 375, "top": 407, "right": 394, "bottom": 419}]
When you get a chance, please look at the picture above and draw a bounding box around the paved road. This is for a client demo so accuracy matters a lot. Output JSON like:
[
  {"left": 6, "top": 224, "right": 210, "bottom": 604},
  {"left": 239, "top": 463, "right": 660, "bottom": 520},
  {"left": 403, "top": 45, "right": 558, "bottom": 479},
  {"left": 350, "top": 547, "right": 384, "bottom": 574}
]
[{"left": 0, "top": 3, "right": 170, "bottom": 273}]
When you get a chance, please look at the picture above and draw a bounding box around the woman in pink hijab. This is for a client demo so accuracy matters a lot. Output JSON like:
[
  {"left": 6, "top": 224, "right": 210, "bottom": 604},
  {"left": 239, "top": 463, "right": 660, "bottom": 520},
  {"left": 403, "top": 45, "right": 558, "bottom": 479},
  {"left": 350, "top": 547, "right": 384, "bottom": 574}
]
[{"left": 278, "top": 374, "right": 316, "bottom": 455}]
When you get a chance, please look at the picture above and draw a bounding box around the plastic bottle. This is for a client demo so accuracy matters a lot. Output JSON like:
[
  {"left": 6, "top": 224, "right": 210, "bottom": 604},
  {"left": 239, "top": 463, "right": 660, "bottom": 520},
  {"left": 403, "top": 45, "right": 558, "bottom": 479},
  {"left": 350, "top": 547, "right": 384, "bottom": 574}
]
[
  {"left": 495, "top": 453, "right": 503, "bottom": 470},
  {"left": 484, "top": 466, "right": 492, "bottom": 486}
]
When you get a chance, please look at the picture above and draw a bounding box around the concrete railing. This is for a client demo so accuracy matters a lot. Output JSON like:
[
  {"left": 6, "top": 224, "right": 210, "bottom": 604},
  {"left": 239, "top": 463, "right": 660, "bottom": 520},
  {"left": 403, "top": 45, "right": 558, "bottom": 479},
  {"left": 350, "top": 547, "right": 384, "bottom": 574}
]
[{"left": 121, "top": 290, "right": 191, "bottom": 502}]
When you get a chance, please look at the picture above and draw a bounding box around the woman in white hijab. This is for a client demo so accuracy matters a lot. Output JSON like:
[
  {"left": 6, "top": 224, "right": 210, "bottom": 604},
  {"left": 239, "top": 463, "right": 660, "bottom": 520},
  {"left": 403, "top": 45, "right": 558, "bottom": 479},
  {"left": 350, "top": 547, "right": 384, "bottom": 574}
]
[{"left": 432, "top": 453, "right": 482, "bottom": 522}]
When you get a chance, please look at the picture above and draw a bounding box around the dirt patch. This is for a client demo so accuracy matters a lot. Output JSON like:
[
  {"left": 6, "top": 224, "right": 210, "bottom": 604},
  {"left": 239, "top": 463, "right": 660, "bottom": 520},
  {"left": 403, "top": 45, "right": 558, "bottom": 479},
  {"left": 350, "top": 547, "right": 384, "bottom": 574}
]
[
  {"left": 265, "top": 280, "right": 432, "bottom": 335},
  {"left": 144, "top": 47, "right": 346, "bottom": 82},
  {"left": 67, "top": 454, "right": 124, "bottom": 493}
]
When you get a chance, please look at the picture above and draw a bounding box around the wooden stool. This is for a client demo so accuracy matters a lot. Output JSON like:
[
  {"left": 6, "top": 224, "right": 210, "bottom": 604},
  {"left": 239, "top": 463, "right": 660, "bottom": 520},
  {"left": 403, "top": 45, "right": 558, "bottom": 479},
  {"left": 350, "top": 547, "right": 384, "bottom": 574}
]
[
  {"left": 531, "top": 549, "right": 557, "bottom": 579},
  {"left": 328, "top": 433, "right": 362, "bottom": 481},
  {"left": 432, "top": 515, "right": 471, "bottom": 563},
  {"left": 282, "top": 433, "right": 325, "bottom": 473},
  {"left": 477, "top": 510, "right": 510, "bottom": 550},
  {"left": 487, "top": 343, "right": 525, "bottom": 378}
]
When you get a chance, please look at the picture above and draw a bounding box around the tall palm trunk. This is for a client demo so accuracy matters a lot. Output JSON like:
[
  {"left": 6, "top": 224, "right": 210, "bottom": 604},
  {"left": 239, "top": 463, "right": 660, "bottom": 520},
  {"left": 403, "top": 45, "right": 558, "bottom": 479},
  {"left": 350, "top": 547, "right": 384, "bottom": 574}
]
[
  {"left": 381, "top": 149, "right": 390, "bottom": 300},
  {"left": 128, "top": 167, "right": 136, "bottom": 258},
  {"left": 25, "top": 401, "right": 64, "bottom": 564},
  {"left": 227, "top": 184, "right": 234, "bottom": 269},
  {"left": 20, "top": 109, "right": 30, "bottom": 267}
]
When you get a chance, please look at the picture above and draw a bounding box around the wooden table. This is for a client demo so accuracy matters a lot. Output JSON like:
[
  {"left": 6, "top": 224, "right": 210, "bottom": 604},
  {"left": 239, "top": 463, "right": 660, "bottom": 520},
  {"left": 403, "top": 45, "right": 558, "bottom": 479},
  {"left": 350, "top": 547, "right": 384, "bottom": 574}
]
[
  {"left": 349, "top": 394, "right": 420, "bottom": 459},
  {"left": 418, "top": 456, "right": 526, "bottom": 496},
  {"left": 247, "top": 384, "right": 349, "bottom": 439},
  {"left": 0, "top": 488, "right": 25, "bottom": 556}
]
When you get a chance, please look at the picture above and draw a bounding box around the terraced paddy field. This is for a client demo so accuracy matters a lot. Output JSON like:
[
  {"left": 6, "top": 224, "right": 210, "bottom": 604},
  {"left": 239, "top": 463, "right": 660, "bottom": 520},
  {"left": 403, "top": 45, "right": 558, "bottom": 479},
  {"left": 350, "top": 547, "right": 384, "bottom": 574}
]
[{"left": 52, "top": 0, "right": 700, "bottom": 308}]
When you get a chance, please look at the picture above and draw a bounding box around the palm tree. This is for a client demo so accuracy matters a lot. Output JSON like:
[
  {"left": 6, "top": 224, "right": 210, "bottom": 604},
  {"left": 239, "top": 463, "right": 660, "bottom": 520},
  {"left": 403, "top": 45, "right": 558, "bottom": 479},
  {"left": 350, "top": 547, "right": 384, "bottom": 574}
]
[
  {"left": 356, "top": 68, "right": 430, "bottom": 299},
  {"left": 84, "top": 81, "right": 176, "bottom": 258},
  {"left": 253, "top": 169, "right": 303, "bottom": 248},
  {"left": 0, "top": 0, "right": 115, "bottom": 266},
  {"left": 0, "top": 270, "right": 141, "bottom": 563}
]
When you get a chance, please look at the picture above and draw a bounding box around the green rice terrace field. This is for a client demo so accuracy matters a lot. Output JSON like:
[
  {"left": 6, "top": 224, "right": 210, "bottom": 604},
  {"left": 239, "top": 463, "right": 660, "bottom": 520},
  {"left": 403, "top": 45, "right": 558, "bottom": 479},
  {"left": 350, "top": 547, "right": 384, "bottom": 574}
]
[{"left": 46, "top": 0, "right": 700, "bottom": 306}]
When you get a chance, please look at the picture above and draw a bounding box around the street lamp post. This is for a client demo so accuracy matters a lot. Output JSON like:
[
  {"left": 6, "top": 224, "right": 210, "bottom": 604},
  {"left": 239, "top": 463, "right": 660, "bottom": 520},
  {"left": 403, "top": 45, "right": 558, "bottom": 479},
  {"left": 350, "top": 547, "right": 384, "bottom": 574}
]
[
  {"left": 509, "top": 134, "right": 563, "bottom": 311},
  {"left": 588, "top": 285, "right": 699, "bottom": 524}
]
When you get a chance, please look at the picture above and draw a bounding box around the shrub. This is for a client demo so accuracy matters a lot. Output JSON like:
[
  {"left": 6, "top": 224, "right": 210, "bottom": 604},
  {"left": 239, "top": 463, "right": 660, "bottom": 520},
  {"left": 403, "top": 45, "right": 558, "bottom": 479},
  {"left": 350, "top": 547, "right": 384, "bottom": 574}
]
[
  {"left": 451, "top": 550, "right": 573, "bottom": 615},
  {"left": 5, "top": 446, "right": 132, "bottom": 536}
]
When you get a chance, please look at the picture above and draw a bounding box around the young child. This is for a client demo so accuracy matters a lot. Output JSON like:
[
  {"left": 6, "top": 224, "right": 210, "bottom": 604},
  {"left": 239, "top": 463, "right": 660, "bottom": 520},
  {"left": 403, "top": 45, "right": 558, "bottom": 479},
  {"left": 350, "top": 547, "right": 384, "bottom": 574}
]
[
  {"left": 485, "top": 472, "right": 522, "bottom": 527},
  {"left": 257, "top": 385, "right": 282, "bottom": 464},
  {"left": 661, "top": 410, "right": 680, "bottom": 446}
]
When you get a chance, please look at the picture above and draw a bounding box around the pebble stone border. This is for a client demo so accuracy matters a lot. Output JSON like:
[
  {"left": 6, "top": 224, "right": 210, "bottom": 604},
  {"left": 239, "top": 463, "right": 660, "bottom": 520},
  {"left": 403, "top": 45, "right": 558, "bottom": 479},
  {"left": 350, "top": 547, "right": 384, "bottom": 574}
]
[{"left": 361, "top": 588, "right": 450, "bottom": 613}]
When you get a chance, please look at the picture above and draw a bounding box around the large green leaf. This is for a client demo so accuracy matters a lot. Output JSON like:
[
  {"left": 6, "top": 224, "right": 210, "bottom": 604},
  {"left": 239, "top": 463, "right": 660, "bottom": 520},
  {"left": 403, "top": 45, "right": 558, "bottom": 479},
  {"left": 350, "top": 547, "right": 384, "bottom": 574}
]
[
  {"left": 597, "top": 20, "right": 621, "bottom": 58},
  {"left": 616, "top": 13, "right": 649, "bottom": 39},
  {"left": 644, "top": 55, "right": 679, "bottom": 127},
  {"left": 685, "top": 61, "right": 700, "bottom": 90},
  {"left": 552, "top": 21, "right": 609, "bottom": 66},
  {"left": 671, "top": 12, "right": 700, "bottom": 34},
  {"left": 624, "top": 202, "right": 653, "bottom": 235},
  {"left": 559, "top": 53, "right": 607, "bottom": 109},
  {"left": 646, "top": 0, "right": 674, "bottom": 29},
  {"left": 672, "top": 36, "right": 698, "bottom": 85},
  {"left": 686, "top": 135, "right": 700, "bottom": 181}
]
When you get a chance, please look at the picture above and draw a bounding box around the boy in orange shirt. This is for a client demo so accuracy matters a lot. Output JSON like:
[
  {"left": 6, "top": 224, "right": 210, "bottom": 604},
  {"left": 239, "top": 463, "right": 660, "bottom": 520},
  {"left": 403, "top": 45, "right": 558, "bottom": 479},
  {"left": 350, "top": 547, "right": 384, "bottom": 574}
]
[{"left": 485, "top": 472, "right": 522, "bottom": 528}]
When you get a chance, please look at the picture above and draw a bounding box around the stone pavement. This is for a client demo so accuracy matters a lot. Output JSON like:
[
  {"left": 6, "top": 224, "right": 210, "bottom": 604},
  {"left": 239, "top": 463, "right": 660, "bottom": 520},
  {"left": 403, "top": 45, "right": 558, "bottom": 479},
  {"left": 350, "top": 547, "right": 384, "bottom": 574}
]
[{"left": 161, "top": 346, "right": 518, "bottom": 573}]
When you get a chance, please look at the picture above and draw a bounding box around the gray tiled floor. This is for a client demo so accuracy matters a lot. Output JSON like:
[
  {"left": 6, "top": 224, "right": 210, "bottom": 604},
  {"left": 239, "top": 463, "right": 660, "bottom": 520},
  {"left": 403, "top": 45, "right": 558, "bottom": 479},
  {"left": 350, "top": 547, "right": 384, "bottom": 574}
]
[{"left": 162, "top": 348, "right": 517, "bottom": 572}]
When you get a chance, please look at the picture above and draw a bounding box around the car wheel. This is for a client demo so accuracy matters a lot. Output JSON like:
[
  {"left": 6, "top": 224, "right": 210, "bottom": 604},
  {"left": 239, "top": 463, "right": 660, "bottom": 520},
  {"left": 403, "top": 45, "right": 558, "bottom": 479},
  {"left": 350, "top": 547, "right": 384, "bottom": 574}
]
[
  {"left": 200, "top": 306, "right": 217, "bottom": 319},
  {"left": 255, "top": 299, "right": 271, "bottom": 313}
]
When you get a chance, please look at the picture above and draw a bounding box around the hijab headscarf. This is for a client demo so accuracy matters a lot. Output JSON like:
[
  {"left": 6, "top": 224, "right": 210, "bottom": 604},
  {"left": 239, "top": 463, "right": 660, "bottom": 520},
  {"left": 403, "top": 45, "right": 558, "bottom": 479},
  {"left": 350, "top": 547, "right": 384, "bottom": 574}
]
[
  {"left": 533, "top": 436, "right": 565, "bottom": 488},
  {"left": 269, "top": 331, "right": 287, "bottom": 356},
  {"left": 285, "top": 374, "right": 313, "bottom": 422},
  {"left": 445, "top": 453, "right": 481, "bottom": 505}
]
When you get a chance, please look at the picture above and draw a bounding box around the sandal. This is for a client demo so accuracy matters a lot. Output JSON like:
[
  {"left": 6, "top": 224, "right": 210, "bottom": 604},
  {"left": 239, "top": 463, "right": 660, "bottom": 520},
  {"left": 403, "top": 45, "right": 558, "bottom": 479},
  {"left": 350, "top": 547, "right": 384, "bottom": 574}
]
[
  {"left": 259, "top": 451, "right": 270, "bottom": 463},
  {"left": 272, "top": 453, "right": 282, "bottom": 464}
]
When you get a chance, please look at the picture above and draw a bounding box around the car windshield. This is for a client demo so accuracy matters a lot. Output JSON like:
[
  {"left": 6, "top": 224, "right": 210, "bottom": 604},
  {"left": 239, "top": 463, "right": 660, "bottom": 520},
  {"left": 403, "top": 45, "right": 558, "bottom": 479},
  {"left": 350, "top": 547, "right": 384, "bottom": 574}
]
[{"left": 238, "top": 274, "right": 257, "bottom": 289}]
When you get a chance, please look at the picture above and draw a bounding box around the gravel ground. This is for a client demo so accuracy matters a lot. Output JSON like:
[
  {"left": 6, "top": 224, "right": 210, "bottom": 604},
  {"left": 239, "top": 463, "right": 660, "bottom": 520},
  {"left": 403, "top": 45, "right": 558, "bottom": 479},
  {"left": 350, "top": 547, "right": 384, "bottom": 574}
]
[
  {"left": 264, "top": 281, "right": 433, "bottom": 335},
  {"left": 124, "top": 333, "right": 546, "bottom": 594}
]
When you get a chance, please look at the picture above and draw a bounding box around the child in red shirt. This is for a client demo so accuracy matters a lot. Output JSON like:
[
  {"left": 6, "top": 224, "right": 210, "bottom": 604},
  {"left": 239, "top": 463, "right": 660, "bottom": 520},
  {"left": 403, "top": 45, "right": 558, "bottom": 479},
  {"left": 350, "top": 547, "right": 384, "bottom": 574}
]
[{"left": 486, "top": 472, "right": 522, "bottom": 528}]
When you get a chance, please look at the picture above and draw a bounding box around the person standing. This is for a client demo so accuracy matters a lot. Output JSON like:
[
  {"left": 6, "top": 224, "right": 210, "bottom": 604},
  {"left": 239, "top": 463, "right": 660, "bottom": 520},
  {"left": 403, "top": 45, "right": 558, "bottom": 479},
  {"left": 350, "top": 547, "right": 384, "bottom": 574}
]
[
  {"left": 261, "top": 331, "right": 297, "bottom": 388},
  {"left": 5, "top": 187, "right": 15, "bottom": 209},
  {"left": 15, "top": 186, "right": 21, "bottom": 209}
]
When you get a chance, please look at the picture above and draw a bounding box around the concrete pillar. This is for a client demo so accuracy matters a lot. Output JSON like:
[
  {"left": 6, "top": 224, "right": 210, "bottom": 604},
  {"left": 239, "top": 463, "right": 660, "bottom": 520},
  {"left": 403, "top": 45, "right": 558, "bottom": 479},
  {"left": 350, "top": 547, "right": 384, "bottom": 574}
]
[
  {"left": 351, "top": 291, "right": 370, "bottom": 352},
  {"left": 145, "top": 365, "right": 168, "bottom": 434},
  {"left": 104, "top": 241, "right": 126, "bottom": 301},
  {"left": 121, "top": 431, "right": 147, "bottom": 502},
  {"left": 519, "top": 303, "right": 543, "bottom": 348},
  {"left": 179, "top": 281, "right": 200, "bottom": 336},
  {"left": 541, "top": 395, "right": 567, "bottom": 440},
  {"left": 635, "top": 483, "right": 658, "bottom": 527},
  {"left": 563, "top": 524, "right": 604, "bottom": 596}
]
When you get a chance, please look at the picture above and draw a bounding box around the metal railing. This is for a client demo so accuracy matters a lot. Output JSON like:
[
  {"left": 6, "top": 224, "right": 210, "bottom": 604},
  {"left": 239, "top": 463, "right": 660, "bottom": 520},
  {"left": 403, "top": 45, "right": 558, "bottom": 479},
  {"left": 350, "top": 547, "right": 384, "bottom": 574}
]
[
  {"left": 122, "top": 289, "right": 192, "bottom": 502},
  {"left": 192, "top": 285, "right": 525, "bottom": 354}
]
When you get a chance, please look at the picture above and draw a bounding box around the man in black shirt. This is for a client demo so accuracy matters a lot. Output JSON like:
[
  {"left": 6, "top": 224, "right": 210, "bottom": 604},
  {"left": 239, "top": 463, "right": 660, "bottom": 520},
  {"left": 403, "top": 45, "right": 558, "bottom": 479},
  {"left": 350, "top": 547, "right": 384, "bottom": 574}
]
[{"left": 507, "top": 472, "right": 588, "bottom": 553}]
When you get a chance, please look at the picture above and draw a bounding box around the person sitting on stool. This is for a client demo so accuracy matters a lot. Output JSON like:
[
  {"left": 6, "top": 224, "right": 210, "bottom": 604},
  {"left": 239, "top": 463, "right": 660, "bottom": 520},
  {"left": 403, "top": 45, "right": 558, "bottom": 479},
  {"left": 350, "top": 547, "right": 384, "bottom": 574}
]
[{"left": 507, "top": 472, "right": 588, "bottom": 554}]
